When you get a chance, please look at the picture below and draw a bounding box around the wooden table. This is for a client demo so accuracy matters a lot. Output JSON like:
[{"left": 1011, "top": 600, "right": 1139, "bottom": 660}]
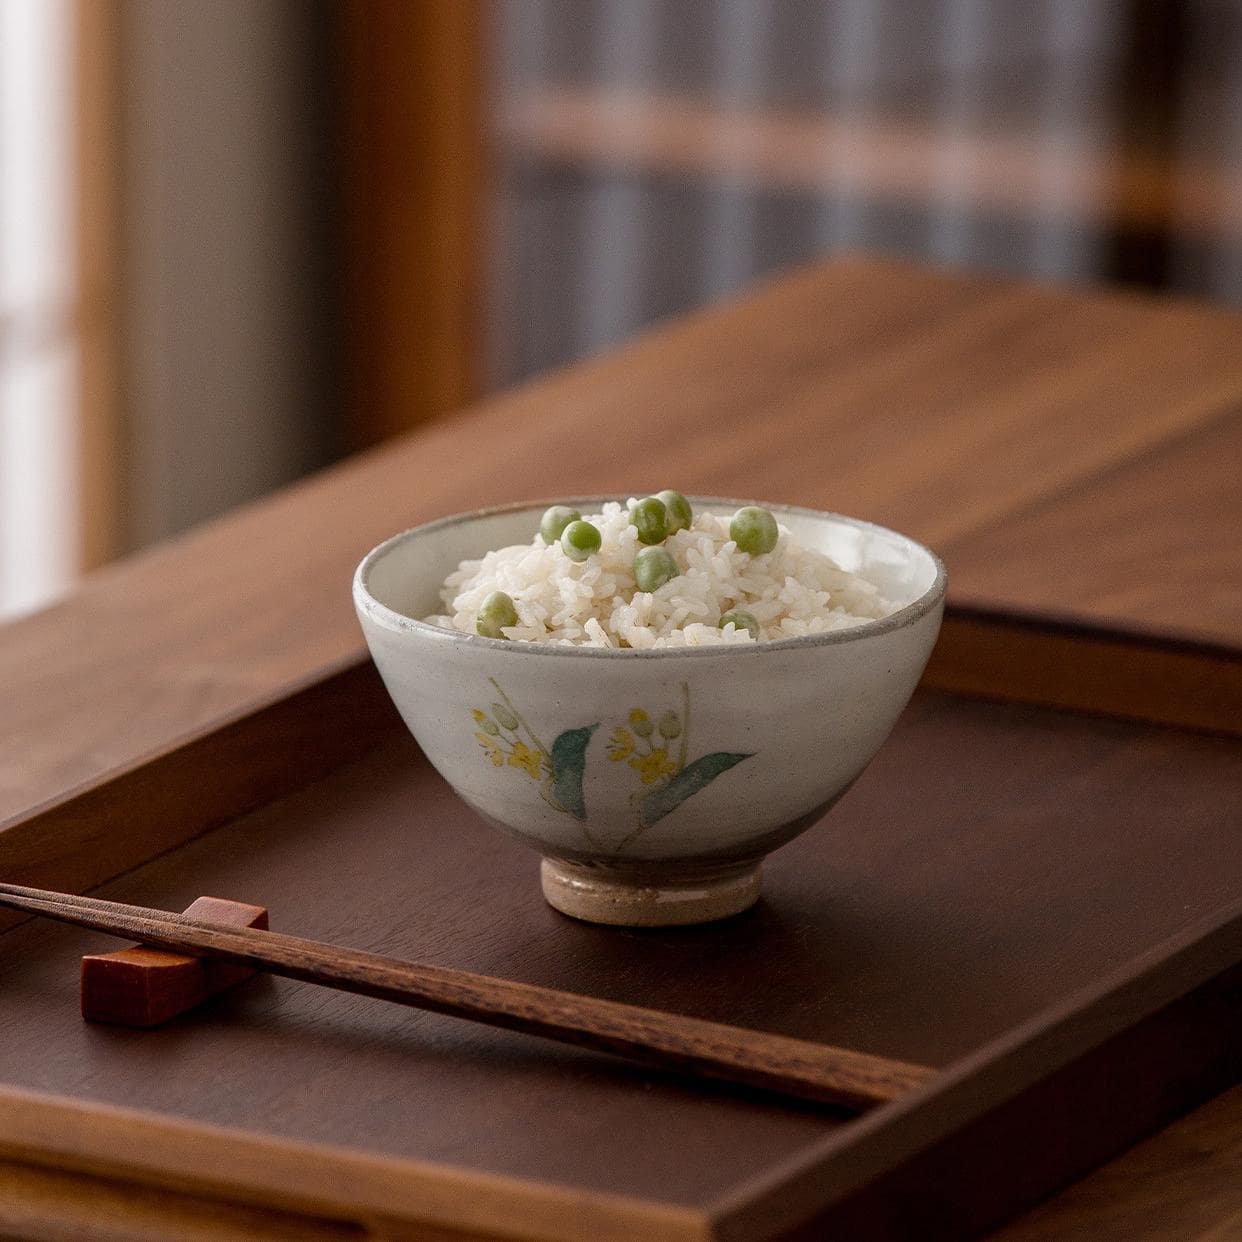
[{"left": 1, "top": 256, "right": 1239, "bottom": 1238}]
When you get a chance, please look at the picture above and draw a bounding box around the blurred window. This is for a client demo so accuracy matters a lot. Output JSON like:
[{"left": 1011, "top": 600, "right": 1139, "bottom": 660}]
[
  {"left": 489, "top": 0, "right": 1242, "bottom": 385},
  {"left": 0, "top": 0, "right": 77, "bottom": 618}
]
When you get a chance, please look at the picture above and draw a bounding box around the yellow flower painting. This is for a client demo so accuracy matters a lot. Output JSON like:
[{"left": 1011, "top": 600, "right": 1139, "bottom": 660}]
[
  {"left": 475, "top": 732, "right": 506, "bottom": 766},
  {"left": 468, "top": 679, "right": 751, "bottom": 852},
  {"left": 629, "top": 747, "right": 677, "bottom": 784},
  {"left": 507, "top": 740, "right": 544, "bottom": 779},
  {"left": 607, "top": 726, "right": 635, "bottom": 761}
]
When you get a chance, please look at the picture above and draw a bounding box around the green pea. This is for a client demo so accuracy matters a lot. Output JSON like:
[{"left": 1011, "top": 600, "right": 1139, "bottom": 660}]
[
  {"left": 719, "top": 609, "right": 760, "bottom": 639},
  {"left": 561, "top": 519, "right": 601, "bottom": 562},
  {"left": 476, "top": 591, "right": 518, "bottom": 639},
  {"left": 658, "top": 711, "right": 681, "bottom": 739},
  {"left": 656, "top": 490, "right": 692, "bottom": 534},
  {"left": 633, "top": 546, "right": 678, "bottom": 592},
  {"left": 729, "top": 506, "right": 779, "bottom": 555},
  {"left": 539, "top": 505, "right": 580, "bottom": 545},
  {"left": 630, "top": 496, "right": 669, "bottom": 545}
]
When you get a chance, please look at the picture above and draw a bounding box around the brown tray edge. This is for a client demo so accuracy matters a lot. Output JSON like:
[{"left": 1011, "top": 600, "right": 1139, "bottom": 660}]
[
  {"left": 0, "top": 659, "right": 398, "bottom": 934},
  {"left": 947, "top": 600, "right": 1242, "bottom": 662},
  {"left": 0, "top": 1084, "right": 711, "bottom": 1242},
  {"left": 0, "top": 1157, "right": 363, "bottom": 1242},
  {"left": 927, "top": 604, "right": 1242, "bottom": 738},
  {"left": 709, "top": 894, "right": 1242, "bottom": 1240}
]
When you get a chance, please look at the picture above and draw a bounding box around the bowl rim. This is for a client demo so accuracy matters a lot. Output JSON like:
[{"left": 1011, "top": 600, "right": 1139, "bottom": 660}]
[{"left": 353, "top": 495, "right": 948, "bottom": 659}]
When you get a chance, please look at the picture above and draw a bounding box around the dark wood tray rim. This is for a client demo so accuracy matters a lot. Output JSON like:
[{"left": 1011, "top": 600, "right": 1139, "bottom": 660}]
[{"left": 927, "top": 604, "right": 1242, "bottom": 739}]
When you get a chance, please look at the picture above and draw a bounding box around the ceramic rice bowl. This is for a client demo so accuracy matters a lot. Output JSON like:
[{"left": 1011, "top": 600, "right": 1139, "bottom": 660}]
[{"left": 353, "top": 498, "right": 946, "bottom": 927}]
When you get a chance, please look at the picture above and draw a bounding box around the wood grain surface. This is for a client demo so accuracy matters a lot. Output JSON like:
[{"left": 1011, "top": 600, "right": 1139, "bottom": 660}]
[
  {"left": 4, "top": 256, "right": 1242, "bottom": 828},
  {"left": 4, "top": 256, "right": 1242, "bottom": 1236},
  {"left": 0, "top": 1157, "right": 367, "bottom": 1242},
  {"left": 949, "top": 412, "right": 1242, "bottom": 648},
  {"left": 1, "top": 693, "right": 1240, "bottom": 1238},
  {"left": 0, "top": 661, "right": 396, "bottom": 936}
]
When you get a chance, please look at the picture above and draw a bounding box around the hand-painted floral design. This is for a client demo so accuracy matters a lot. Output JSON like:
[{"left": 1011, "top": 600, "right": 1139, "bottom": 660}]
[
  {"left": 629, "top": 747, "right": 678, "bottom": 785},
  {"left": 469, "top": 680, "right": 752, "bottom": 853},
  {"left": 608, "top": 683, "right": 753, "bottom": 851},
  {"left": 472, "top": 680, "right": 599, "bottom": 835},
  {"left": 473, "top": 705, "right": 547, "bottom": 779},
  {"left": 506, "top": 739, "right": 544, "bottom": 778},
  {"left": 608, "top": 711, "right": 680, "bottom": 785}
]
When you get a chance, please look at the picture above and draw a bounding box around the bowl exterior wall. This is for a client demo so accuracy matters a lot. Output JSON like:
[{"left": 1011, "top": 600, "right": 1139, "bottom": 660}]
[{"left": 356, "top": 600, "right": 942, "bottom": 866}]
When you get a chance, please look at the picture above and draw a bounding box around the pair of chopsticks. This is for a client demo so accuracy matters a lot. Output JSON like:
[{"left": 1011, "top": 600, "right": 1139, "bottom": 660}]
[{"left": 0, "top": 882, "right": 931, "bottom": 1112}]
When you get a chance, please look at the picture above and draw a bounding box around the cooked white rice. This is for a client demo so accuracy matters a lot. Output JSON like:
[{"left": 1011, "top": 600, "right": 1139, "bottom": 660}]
[{"left": 424, "top": 501, "right": 894, "bottom": 648}]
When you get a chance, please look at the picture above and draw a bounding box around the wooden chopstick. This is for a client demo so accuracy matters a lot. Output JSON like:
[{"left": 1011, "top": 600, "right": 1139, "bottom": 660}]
[{"left": 0, "top": 882, "right": 932, "bottom": 1111}]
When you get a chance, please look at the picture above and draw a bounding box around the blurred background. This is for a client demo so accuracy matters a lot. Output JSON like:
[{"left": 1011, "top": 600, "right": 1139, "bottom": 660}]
[{"left": 3, "top": 0, "right": 1241, "bottom": 618}]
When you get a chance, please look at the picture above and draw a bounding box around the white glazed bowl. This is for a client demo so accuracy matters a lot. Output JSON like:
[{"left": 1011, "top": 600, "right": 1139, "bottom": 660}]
[{"left": 353, "top": 498, "right": 946, "bottom": 926}]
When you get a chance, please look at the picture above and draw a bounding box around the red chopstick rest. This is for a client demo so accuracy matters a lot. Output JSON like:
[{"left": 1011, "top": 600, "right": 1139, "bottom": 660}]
[{"left": 81, "top": 895, "right": 268, "bottom": 1027}]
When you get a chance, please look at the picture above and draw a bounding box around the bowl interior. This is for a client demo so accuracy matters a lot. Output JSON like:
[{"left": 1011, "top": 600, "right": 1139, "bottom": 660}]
[{"left": 360, "top": 498, "right": 942, "bottom": 630}]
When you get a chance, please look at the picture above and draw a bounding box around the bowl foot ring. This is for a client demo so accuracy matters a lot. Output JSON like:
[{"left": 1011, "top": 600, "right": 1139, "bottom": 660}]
[{"left": 540, "top": 857, "right": 761, "bottom": 927}]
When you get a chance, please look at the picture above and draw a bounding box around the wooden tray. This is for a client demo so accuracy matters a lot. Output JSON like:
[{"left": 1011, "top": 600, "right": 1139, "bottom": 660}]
[{"left": 1, "top": 638, "right": 1240, "bottom": 1241}]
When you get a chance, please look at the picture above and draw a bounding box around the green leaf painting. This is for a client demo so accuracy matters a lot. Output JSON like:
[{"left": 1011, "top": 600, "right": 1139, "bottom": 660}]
[
  {"left": 471, "top": 680, "right": 753, "bottom": 852},
  {"left": 549, "top": 724, "right": 598, "bottom": 821},
  {"left": 639, "top": 751, "right": 753, "bottom": 827}
]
